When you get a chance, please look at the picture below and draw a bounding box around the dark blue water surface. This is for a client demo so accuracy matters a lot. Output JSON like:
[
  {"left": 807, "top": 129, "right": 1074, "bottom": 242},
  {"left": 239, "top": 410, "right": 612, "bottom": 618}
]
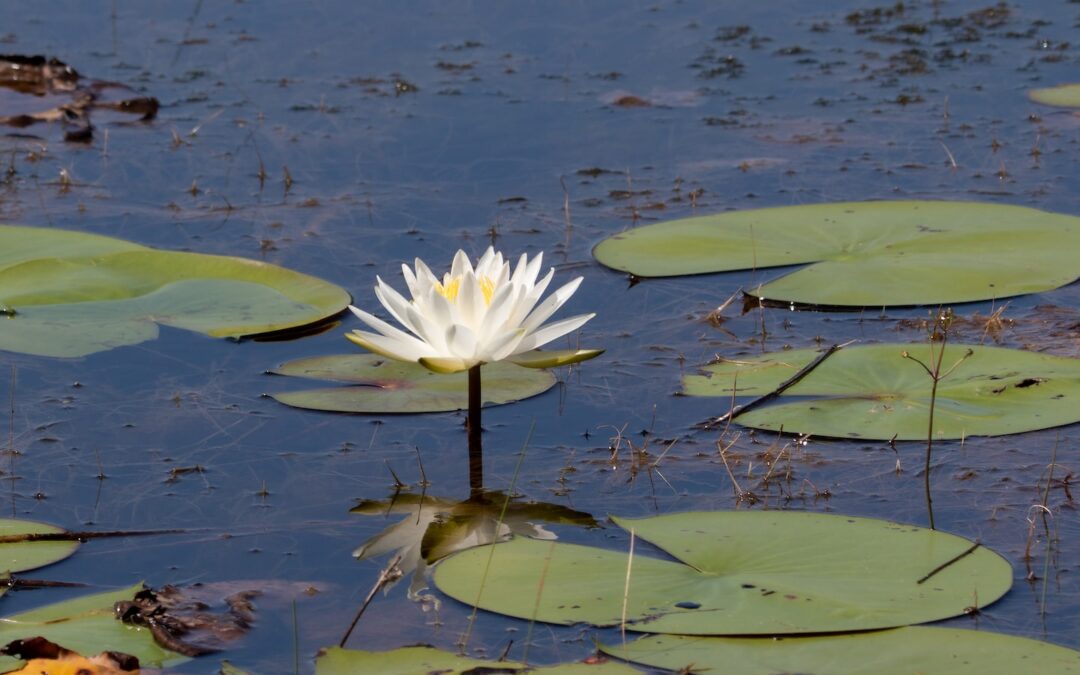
[{"left": 1, "top": 0, "right": 1079, "bottom": 671}]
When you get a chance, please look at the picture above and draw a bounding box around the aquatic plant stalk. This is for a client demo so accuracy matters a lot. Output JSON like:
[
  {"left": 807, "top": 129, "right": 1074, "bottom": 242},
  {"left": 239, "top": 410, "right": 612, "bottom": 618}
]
[
  {"left": 902, "top": 309, "right": 971, "bottom": 531},
  {"left": 468, "top": 364, "right": 483, "bottom": 490}
]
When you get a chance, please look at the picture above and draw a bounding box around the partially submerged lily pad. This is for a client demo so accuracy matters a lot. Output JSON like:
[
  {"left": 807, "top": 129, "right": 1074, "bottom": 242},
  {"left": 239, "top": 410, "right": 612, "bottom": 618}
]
[
  {"left": 0, "top": 225, "right": 350, "bottom": 357},
  {"left": 0, "top": 584, "right": 186, "bottom": 672},
  {"left": 1028, "top": 83, "right": 1080, "bottom": 108},
  {"left": 434, "top": 511, "right": 1011, "bottom": 635},
  {"left": 592, "top": 201, "right": 1080, "bottom": 307},
  {"left": 601, "top": 627, "right": 1080, "bottom": 675},
  {"left": 270, "top": 354, "right": 555, "bottom": 413},
  {"left": 316, "top": 645, "right": 639, "bottom": 674},
  {"left": 0, "top": 518, "right": 81, "bottom": 576},
  {"left": 684, "top": 343, "right": 1080, "bottom": 440}
]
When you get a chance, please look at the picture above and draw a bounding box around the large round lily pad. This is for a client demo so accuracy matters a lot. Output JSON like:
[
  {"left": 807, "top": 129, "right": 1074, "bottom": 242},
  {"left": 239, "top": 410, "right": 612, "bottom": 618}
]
[
  {"left": 684, "top": 343, "right": 1080, "bottom": 440},
  {"left": 0, "top": 518, "right": 80, "bottom": 574},
  {"left": 1029, "top": 83, "right": 1080, "bottom": 108},
  {"left": 433, "top": 511, "right": 1011, "bottom": 635},
  {"left": 270, "top": 354, "right": 556, "bottom": 413},
  {"left": 316, "top": 645, "right": 640, "bottom": 674},
  {"left": 592, "top": 201, "right": 1080, "bottom": 307},
  {"left": 0, "top": 583, "right": 186, "bottom": 672},
  {"left": 0, "top": 224, "right": 350, "bottom": 357},
  {"left": 601, "top": 627, "right": 1080, "bottom": 674}
]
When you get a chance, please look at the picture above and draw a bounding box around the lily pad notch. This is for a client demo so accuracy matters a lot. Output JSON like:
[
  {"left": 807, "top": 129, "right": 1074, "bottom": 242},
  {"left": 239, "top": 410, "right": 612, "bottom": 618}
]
[{"left": 593, "top": 201, "right": 1080, "bottom": 308}]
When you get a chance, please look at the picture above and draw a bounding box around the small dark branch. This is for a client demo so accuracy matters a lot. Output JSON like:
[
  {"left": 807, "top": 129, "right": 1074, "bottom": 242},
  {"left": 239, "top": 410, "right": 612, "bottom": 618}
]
[
  {"left": 413, "top": 446, "right": 429, "bottom": 488},
  {"left": 384, "top": 460, "right": 406, "bottom": 489},
  {"left": 900, "top": 351, "right": 934, "bottom": 378},
  {"left": 339, "top": 554, "right": 402, "bottom": 647},
  {"left": 707, "top": 343, "right": 847, "bottom": 429},
  {"left": 0, "top": 528, "right": 185, "bottom": 544},
  {"left": 5, "top": 576, "right": 87, "bottom": 589},
  {"left": 917, "top": 541, "right": 981, "bottom": 584}
]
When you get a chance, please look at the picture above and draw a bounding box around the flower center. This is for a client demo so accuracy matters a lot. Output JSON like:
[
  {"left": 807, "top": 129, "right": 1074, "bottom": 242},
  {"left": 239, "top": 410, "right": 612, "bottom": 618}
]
[{"left": 434, "top": 276, "right": 496, "bottom": 305}]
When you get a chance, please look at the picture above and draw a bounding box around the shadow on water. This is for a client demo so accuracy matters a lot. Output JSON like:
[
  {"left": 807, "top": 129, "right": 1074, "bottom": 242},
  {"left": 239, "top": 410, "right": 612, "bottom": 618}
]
[{"left": 0, "top": 0, "right": 1079, "bottom": 670}]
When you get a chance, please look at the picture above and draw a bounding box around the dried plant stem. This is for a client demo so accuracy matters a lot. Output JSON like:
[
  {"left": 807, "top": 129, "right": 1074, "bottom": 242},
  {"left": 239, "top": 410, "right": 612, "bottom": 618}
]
[
  {"left": 923, "top": 356, "right": 943, "bottom": 531},
  {"left": 521, "top": 540, "right": 556, "bottom": 666},
  {"left": 620, "top": 528, "right": 636, "bottom": 649},
  {"left": 902, "top": 310, "right": 971, "bottom": 531},
  {"left": 707, "top": 342, "right": 849, "bottom": 429},
  {"left": 339, "top": 554, "right": 403, "bottom": 647}
]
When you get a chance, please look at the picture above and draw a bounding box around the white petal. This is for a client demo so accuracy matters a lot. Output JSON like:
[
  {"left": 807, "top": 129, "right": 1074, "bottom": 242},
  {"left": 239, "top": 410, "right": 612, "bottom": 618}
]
[
  {"left": 346, "top": 330, "right": 433, "bottom": 362},
  {"left": 446, "top": 324, "right": 478, "bottom": 360},
  {"left": 523, "top": 252, "right": 544, "bottom": 287},
  {"left": 509, "top": 252, "right": 530, "bottom": 286},
  {"left": 508, "top": 268, "right": 554, "bottom": 325},
  {"left": 375, "top": 278, "right": 420, "bottom": 334},
  {"left": 401, "top": 263, "right": 420, "bottom": 298},
  {"left": 488, "top": 327, "right": 527, "bottom": 362},
  {"left": 349, "top": 305, "right": 429, "bottom": 351},
  {"left": 414, "top": 258, "right": 438, "bottom": 288},
  {"left": 450, "top": 249, "right": 473, "bottom": 278},
  {"left": 479, "top": 283, "right": 516, "bottom": 337},
  {"left": 520, "top": 276, "right": 583, "bottom": 334},
  {"left": 515, "top": 313, "right": 595, "bottom": 352},
  {"left": 457, "top": 272, "right": 483, "bottom": 328},
  {"left": 475, "top": 247, "right": 497, "bottom": 276},
  {"left": 405, "top": 303, "right": 448, "bottom": 352}
]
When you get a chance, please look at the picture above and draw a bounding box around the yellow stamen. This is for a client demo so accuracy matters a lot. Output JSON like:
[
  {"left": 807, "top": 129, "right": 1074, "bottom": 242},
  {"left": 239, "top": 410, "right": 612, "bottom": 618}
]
[
  {"left": 434, "top": 277, "right": 460, "bottom": 302},
  {"left": 434, "top": 276, "right": 496, "bottom": 305},
  {"left": 479, "top": 277, "right": 495, "bottom": 305}
]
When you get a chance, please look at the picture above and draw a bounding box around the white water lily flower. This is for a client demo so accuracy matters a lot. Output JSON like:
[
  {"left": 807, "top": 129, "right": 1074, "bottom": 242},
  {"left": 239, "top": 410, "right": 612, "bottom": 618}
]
[{"left": 347, "top": 248, "right": 600, "bottom": 373}]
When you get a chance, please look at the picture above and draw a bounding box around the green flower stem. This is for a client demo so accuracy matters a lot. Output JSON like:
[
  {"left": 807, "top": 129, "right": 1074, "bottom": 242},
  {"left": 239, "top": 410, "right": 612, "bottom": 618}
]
[{"left": 468, "top": 364, "right": 483, "bottom": 492}]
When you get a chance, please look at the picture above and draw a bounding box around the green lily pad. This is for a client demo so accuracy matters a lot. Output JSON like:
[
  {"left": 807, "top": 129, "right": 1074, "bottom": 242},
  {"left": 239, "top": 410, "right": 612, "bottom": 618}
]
[
  {"left": 0, "top": 519, "right": 80, "bottom": 574},
  {"left": 270, "top": 354, "right": 556, "bottom": 413},
  {"left": 592, "top": 201, "right": 1080, "bottom": 307},
  {"left": 434, "top": 511, "right": 1011, "bottom": 635},
  {"left": 0, "top": 583, "right": 186, "bottom": 671},
  {"left": 316, "top": 645, "right": 640, "bottom": 674},
  {"left": 684, "top": 343, "right": 1080, "bottom": 440},
  {"left": 1029, "top": 83, "right": 1080, "bottom": 108},
  {"left": 601, "top": 627, "right": 1080, "bottom": 675},
  {"left": 0, "top": 224, "right": 350, "bottom": 357}
]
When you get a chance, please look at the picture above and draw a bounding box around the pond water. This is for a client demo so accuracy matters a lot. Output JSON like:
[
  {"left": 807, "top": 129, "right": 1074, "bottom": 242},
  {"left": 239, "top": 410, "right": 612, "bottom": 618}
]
[{"left": 1, "top": 0, "right": 1079, "bottom": 671}]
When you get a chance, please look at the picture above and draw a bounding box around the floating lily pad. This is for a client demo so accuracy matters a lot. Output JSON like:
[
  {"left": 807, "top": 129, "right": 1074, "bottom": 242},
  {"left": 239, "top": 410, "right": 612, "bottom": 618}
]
[
  {"left": 434, "top": 511, "right": 1011, "bottom": 635},
  {"left": 592, "top": 201, "right": 1080, "bottom": 307},
  {"left": 0, "top": 584, "right": 186, "bottom": 671},
  {"left": 316, "top": 645, "right": 639, "bottom": 674},
  {"left": 684, "top": 343, "right": 1080, "bottom": 440},
  {"left": 0, "top": 518, "right": 80, "bottom": 575},
  {"left": 1029, "top": 83, "right": 1080, "bottom": 108},
  {"left": 0, "top": 225, "right": 350, "bottom": 357},
  {"left": 601, "top": 627, "right": 1080, "bottom": 675},
  {"left": 270, "top": 354, "right": 555, "bottom": 413}
]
